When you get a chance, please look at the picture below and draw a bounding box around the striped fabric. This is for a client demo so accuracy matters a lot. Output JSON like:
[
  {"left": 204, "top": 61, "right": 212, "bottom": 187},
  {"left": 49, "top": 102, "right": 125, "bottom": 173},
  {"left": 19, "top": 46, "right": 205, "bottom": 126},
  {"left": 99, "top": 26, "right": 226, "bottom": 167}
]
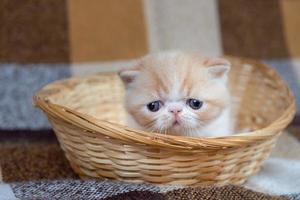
[
  {"left": 1, "top": 0, "right": 299, "bottom": 130},
  {"left": 1, "top": 1, "right": 300, "bottom": 198}
]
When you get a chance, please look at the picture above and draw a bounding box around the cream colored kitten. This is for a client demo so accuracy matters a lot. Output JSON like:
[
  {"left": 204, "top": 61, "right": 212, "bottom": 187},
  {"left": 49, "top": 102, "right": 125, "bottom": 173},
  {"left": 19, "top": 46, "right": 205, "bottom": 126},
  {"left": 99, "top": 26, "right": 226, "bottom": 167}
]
[{"left": 119, "top": 51, "right": 233, "bottom": 137}]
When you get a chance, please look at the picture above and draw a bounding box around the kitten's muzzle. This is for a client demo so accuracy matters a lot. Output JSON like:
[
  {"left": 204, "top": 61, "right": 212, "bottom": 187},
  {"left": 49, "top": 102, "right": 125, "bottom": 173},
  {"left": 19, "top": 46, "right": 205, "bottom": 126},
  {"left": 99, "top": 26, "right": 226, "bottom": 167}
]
[
  {"left": 171, "top": 113, "right": 181, "bottom": 126},
  {"left": 168, "top": 107, "right": 182, "bottom": 114},
  {"left": 167, "top": 104, "right": 183, "bottom": 127}
]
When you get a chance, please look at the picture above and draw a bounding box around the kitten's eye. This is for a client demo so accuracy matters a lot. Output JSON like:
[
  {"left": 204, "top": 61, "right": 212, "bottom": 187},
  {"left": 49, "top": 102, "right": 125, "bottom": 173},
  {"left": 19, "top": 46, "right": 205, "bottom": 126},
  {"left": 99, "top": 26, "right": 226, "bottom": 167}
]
[
  {"left": 147, "top": 101, "right": 162, "bottom": 112},
  {"left": 187, "top": 99, "right": 203, "bottom": 110}
]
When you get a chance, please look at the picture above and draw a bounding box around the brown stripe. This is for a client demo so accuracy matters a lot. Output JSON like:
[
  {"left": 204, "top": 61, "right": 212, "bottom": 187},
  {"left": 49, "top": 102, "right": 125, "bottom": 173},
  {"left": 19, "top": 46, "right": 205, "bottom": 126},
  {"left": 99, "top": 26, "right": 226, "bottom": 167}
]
[
  {"left": 0, "top": 1, "right": 4, "bottom": 61},
  {"left": 0, "top": 143, "right": 77, "bottom": 182},
  {"left": 218, "top": 0, "right": 289, "bottom": 59},
  {"left": 289, "top": 116, "right": 300, "bottom": 143},
  {"left": 105, "top": 191, "right": 164, "bottom": 200},
  {"left": 292, "top": 116, "right": 300, "bottom": 126},
  {"left": 164, "top": 186, "right": 286, "bottom": 200},
  {"left": 0, "top": 0, "right": 70, "bottom": 63},
  {"left": 0, "top": 129, "right": 56, "bottom": 142},
  {"left": 0, "top": 129, "right": 77, "bottom": 182},
  {"left": 67, "top": 0, "right": 148, "bottom": 62}
]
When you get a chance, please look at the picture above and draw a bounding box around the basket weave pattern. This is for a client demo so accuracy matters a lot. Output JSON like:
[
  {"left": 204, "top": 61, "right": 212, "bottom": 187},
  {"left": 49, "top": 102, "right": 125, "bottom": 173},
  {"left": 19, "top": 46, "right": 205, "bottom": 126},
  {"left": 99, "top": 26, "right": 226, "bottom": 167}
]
[{"left": 34, "top": 57, "right": 296, "bottom": 185}]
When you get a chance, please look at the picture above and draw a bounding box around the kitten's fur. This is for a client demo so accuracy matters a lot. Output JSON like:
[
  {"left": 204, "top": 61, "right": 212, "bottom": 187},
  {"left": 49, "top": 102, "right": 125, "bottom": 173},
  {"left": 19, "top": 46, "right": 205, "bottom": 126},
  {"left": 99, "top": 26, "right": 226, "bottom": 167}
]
[{"left": 119, "top": 51, "right": 233, "bottom": 137}]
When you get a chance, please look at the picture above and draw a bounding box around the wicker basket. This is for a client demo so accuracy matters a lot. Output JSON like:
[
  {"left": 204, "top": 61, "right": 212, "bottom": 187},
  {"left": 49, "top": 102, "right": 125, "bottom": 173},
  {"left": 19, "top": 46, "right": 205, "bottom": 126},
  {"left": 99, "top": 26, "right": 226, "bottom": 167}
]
[{"left": 33, "top": 57, "right": 295, "bottom": 185}]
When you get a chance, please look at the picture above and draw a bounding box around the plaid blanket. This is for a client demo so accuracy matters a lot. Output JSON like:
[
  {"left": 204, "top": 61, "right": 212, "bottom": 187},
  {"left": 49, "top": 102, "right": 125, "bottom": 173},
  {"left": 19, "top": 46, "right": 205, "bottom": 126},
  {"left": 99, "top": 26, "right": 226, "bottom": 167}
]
[
  {"left": 1, "top": 0, "right": 300, "bottom": 199},
  {"left": 1, "top": 180, "right": 298, "bottom": 200}
]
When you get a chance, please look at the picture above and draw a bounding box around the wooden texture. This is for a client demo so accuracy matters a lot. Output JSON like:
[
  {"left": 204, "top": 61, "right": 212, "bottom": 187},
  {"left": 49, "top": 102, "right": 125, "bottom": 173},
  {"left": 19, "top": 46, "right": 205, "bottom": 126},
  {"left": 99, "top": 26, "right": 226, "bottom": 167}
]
[{"left": 34, "top": 57, "right": 296, "bottom": 185}]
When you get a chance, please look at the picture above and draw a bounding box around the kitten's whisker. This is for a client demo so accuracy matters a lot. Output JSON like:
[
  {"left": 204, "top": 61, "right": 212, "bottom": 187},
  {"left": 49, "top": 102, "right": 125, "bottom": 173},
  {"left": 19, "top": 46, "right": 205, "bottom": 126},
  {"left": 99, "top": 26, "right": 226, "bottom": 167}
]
[
  {"left": 144, "top": 119, "right": 157, "bottom": 127},
  {"left": 159, "top": 128, "right": 163, "bottom": 135},
  {"left": 182, "top": 114, "right": 205, "bottom": 127},
  {"left": 144, "top": 118, "right": 160, "bottom": 130},
  {"left": 148, "top": 127, "right": 157, "bottom": 133}
]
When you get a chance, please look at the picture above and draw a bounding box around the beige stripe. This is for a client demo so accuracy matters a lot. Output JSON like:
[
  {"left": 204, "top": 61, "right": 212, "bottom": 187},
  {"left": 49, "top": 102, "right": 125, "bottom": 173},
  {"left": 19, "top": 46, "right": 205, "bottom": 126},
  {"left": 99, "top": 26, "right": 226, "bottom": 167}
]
[
  {"left": 143, "top": 0, "right": 222, "bottom": 56},
  {"left": 67, "top": 0, "right": 148, "bottom": 62},
  {"left": 71, "top": 60, "right": 138, "bottom": 76},
  {"left": 280, "top": 1, "right": 300, "bottom": 57},
  {"left": 143, "top": 0, "right": 160, "bottom": 53}
]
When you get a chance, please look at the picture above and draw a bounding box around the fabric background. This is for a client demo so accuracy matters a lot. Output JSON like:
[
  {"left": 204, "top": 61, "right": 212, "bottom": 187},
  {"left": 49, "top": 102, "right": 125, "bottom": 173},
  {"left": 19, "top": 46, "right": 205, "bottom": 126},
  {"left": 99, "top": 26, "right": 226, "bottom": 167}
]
[{"left": 1, "top": 0, "right": 300, "bottom": 199}]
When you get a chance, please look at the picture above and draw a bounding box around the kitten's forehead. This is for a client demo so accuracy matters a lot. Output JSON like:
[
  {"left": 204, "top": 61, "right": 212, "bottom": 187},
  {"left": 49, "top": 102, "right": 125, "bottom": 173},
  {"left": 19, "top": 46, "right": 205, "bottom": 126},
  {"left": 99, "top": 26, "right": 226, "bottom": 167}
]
[
  {"left": 139, "top": 56, "right": 207, "bottom": 100},
  {"left": 166, "top": 80, "right": 181, "bottom": 100}
]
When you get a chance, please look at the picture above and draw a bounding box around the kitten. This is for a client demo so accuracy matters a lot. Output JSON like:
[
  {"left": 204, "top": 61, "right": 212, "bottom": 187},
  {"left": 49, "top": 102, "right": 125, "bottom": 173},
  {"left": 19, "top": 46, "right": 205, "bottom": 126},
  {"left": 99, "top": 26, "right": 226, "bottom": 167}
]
[{"left": 119, "top": 51, "right": 233, "bottom": 137}]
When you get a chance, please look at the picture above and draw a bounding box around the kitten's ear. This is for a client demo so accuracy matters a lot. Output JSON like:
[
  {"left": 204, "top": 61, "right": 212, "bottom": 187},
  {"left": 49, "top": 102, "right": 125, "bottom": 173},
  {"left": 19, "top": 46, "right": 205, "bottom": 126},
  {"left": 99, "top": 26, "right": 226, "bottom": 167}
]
[
  {"left": 204, "top": 58, "right": 231, "bottom": 81},
  {"left": 118, "top": 70, "right": 140, "bottom": 86}
]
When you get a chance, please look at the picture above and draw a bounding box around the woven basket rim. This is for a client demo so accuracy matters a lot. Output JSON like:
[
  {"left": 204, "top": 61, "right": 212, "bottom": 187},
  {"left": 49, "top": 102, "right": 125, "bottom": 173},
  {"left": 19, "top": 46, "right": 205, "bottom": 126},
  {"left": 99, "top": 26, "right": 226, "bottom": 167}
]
[{"left": 33, "top": 56, "right": 296, "bottom": 150}]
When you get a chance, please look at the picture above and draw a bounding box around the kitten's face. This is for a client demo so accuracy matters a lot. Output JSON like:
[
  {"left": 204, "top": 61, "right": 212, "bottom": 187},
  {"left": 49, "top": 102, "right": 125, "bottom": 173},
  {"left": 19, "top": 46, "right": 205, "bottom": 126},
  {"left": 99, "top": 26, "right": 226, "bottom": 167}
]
[{"left": 119, "top": 52, "right": 231, "bottom": 136}]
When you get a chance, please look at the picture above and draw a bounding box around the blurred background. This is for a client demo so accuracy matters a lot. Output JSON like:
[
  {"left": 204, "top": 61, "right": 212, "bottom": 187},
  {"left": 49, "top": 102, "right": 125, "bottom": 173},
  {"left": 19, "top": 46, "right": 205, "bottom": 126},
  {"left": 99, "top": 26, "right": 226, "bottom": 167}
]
[{"left": 0, "top": 0, "right": 299, "bottom": 182}]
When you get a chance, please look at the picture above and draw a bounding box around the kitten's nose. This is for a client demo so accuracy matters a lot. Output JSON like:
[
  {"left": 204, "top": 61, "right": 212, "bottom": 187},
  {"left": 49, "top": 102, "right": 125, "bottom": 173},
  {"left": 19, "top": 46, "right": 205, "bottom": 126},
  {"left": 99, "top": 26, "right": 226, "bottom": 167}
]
[{"left": 168, "top": 107, "right": 182, "bottom": 114}]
